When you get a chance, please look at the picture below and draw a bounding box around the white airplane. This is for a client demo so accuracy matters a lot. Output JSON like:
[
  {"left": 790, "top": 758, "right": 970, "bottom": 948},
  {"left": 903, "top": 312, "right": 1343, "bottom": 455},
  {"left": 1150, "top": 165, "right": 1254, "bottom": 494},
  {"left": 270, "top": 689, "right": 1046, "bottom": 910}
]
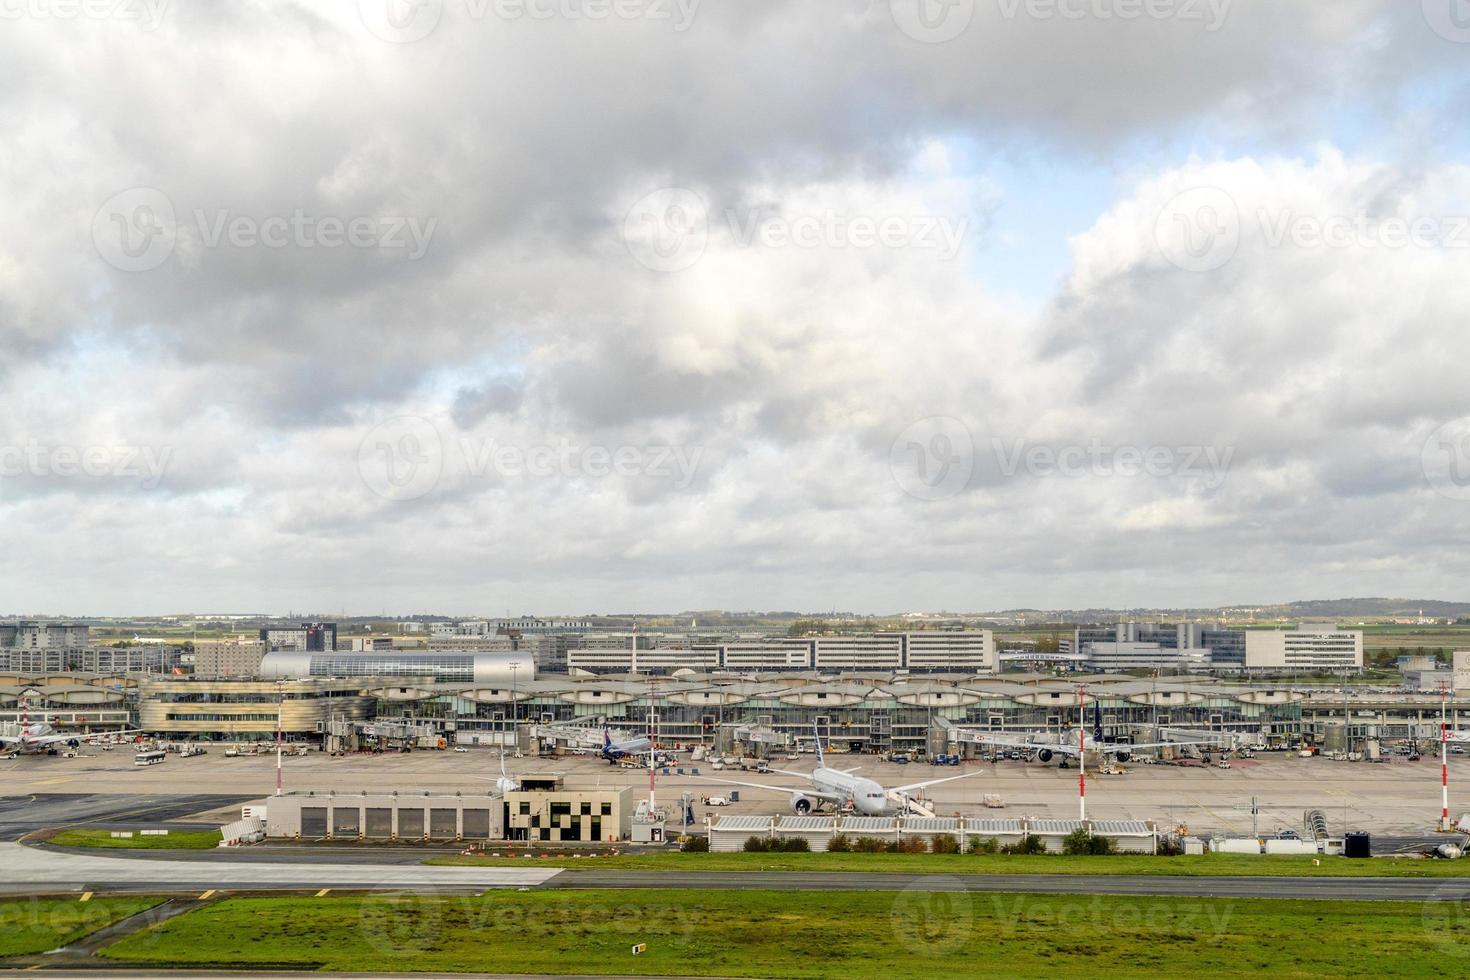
[
  {"left": 695, "top": 724, "right": 983, "bottom": 817},
  {"left": 1, "top": 698, "right": 140, "bottom": 755},
  {"left": 969, "top": 701, "right": 1223, "bottom": 764},
  {"left": 494, "top": 750, "right": 519, "bottom": 794}
]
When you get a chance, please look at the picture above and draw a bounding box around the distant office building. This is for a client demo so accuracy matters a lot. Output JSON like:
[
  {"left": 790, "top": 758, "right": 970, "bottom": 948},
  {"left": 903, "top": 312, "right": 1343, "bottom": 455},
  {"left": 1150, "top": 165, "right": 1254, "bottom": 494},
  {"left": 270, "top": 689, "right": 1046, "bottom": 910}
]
[
  {"left": 562, "top": 631, "right": 995, "bottom": 675},
  {"left": 428, "top": 635, "right": 513, "bottom": 652},
  {"left": 194, "top": 637, "right": 268, "bottom": 677},
  {"left": 1071, "top": 623, "right": 1248, "bottom": 673},
  {"left": 259, "top": 650, "right": 532, "bottom": 686},
  {"left": 260, "top": 623, "right": 337, "bottom": 652},
  {"left": 495, "top": 617, "right": 592, "bottom": 635},
  {"left": 0, "top": 644, "right": 177, "bottom": 674},
  {"left": 1243, "top": 625, "right": 1363, "bottom": 673},
  {"left": 513, "top": 633, "right": 569, "bottom": 672},
  {"left": 4, "top": 622, "right": 90, "bottom": 649},
  {"left": 340, "top": 637, "right": 395, "bottom": 652}
]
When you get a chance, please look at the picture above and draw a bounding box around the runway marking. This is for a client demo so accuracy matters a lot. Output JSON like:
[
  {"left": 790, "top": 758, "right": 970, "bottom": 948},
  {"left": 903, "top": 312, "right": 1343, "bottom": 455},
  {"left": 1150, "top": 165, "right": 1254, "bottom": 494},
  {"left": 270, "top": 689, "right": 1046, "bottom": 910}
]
[
  {"left": 198, "top": 889, "right": 215, "bottom": 899},
  {"left": 79, "top": 891, "right": 92, "bottom": 902},
  {"left": 315, "top": 888, "right": 330, "bottom": 897}
]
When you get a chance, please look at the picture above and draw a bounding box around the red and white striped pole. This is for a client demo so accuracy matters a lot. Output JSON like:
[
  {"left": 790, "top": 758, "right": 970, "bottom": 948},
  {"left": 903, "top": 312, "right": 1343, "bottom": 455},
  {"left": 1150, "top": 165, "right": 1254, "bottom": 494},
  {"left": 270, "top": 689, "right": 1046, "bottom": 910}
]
[
  {"left": 1441, "top": 680, "right": 1450, "bottom": 831},
  {"left": 1078, "top": 685, "right": 1087, "bottom": 822}
]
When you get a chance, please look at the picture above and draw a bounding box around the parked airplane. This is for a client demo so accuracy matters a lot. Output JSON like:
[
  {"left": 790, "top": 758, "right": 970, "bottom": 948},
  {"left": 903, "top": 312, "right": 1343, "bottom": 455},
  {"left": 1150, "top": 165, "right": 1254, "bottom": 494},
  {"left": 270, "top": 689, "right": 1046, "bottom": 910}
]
[
  {"left": 1, "top": 698, "right": 139, "bottom": 755},
  {"left": 695, "top": 724, "right": 983, "bottom": 817},
  {"left": 968, "top": 700, "right": 1221, "bottom": 764},
  {"left": 494, "top": 750, "right": 519, "bottom": 794},
  {"left": 597, "top": 727, "right": 652, "bottom": 763}
]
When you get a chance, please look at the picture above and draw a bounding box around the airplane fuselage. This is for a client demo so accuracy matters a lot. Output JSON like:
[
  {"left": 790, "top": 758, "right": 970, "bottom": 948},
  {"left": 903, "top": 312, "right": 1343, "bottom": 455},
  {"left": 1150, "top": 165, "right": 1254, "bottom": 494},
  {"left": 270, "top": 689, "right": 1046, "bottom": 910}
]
[{"left": 810, "top": 767, "right": 895, "bottom": 816}]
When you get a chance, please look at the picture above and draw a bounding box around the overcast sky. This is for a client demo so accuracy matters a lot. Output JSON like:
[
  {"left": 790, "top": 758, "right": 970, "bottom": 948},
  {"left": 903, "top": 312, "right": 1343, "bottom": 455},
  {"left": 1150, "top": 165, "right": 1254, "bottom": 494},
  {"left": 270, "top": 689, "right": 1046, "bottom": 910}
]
[{"left": 3, "top": 1, "right": 1470, "bottom": 616}]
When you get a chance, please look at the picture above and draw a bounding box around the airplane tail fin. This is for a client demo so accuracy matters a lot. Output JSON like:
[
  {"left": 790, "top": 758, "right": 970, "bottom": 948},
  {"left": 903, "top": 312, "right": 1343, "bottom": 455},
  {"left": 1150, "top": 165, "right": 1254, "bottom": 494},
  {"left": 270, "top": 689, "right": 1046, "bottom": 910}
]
[
  {"left": 1092, "top": 697, "right": 1103, "bottom": 743},
  {"left": 814, "top": 722, "right": 825, "bottom": 768}
]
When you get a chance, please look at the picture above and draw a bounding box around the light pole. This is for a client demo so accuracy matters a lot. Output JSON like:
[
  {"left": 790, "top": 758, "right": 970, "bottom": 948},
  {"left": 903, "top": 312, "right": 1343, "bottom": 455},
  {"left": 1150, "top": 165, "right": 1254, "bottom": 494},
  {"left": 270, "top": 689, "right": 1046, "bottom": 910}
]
[
  {"left": 1076, "top": 684, "right": 1087, "bottom": 822},
  {"left": 509, "top": 661, "right": 521, "bottom": 755},
  {"left": 274, "top": 678, "right": 283, "bottom": 797},
  {"left": 1442, "top": 679, "right": 1450, "bottom": 831}
]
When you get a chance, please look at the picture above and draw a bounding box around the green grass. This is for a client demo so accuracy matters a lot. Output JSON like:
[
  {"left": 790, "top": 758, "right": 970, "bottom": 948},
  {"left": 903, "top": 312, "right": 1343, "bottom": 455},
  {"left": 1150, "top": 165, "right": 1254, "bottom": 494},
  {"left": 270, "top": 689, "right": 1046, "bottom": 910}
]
[
  {"left": 428, "top": 849, "right": 1470, "bottom": 877},
  {"left": 101, "top": 890, "right": 1470, "bottom": 977},
  {"left": 0, "top": 897, "right": 159, "bottom": 958},
  {"left": 48, "top": 828, "right": 221, "bottom": 850}
]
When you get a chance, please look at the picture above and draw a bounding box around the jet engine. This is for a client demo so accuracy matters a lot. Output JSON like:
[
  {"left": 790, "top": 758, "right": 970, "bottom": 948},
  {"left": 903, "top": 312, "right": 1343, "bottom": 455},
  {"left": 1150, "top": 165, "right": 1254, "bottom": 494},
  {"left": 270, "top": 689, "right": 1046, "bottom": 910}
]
[
  {"left": 66, "top": 738, "right": 80, "bottom": 748},
  {"left": 1114, "top": 750, "right": 1132, "bottom": 763},
  {"left": 1036, "top": 748, "right": 1053, "bottom": 763},
  {"left": 790, "top": 793, "right": 814, "bottom": 815}
]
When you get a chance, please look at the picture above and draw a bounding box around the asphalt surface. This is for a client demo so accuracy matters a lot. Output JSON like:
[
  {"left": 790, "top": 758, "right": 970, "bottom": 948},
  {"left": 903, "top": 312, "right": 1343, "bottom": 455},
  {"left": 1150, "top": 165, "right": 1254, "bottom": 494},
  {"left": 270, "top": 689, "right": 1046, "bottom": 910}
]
[
  {"left": 0, "top": 794, "right": 253, "bottom": 842},
  {"left": 544, "top": 868, "right": 1470, "bottom": 900},
  {"left": 0, "top": 843, "right": 557, "bottom": 895},
  {"left": 8, "top": 842, "right": 1470, "bottom": 901}
]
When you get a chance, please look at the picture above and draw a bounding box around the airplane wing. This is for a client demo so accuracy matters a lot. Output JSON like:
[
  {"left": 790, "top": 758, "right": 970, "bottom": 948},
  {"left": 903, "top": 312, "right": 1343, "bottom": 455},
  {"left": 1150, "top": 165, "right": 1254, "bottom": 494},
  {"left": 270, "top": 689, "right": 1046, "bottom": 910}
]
[
  {"left": 968, "top": 732, "right": 1081, "bottom": 757},
  {"left": 0, "top": 734, "right": 20, "bottom": 747},
  {"left": 891, "top": 768, "right": 986, "bottom": 795},
  {"left": 690, "top": 774, "right": 845, "bottom": 806},
  {"left": 1106, "top": 738, "right": 1222, "bottom": 753},
  {"left": 27, "top": 730, "right": 142, "bottom": 748}
]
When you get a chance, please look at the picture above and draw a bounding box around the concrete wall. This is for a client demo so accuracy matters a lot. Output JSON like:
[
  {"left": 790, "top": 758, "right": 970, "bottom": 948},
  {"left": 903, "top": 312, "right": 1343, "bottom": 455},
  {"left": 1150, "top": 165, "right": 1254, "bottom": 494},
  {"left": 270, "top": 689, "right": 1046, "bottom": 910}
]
[{"left": 266, "top": 790, "right": 503, "bottom": 841}]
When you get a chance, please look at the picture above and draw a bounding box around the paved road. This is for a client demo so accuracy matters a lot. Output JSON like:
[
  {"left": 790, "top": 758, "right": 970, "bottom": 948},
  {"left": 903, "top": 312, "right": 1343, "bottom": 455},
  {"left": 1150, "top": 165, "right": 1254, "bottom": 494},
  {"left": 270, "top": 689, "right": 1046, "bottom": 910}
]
[
  {"left": 0, "top": 844, "right": 558, "bottom": 894},
  {"left": 544, "top": 868, "right": 1470, "bottom": 900},
  {"left": 8, "top": 843, "right": 1470, "bottom": 901},
  {"left": 0, "top": 794, "right": 253, "bottom": 842}
]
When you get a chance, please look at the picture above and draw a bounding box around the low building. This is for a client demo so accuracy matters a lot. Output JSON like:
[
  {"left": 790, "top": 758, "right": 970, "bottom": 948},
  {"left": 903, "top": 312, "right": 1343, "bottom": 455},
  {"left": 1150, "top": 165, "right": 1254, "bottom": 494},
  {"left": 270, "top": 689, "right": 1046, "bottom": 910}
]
[
  {"left": 266, "top": 789, "right": 502, "bottom": 841},
  {"left": 503, "top": 779, "right": 632, "bottom": 843}
]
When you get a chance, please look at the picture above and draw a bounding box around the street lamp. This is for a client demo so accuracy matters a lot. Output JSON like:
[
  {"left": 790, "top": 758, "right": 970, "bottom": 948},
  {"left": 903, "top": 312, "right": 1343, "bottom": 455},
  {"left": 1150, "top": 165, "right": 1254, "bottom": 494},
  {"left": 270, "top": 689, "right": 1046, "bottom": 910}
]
[{"left": 508, "top": 661, "right": 521, "bottom": 755}]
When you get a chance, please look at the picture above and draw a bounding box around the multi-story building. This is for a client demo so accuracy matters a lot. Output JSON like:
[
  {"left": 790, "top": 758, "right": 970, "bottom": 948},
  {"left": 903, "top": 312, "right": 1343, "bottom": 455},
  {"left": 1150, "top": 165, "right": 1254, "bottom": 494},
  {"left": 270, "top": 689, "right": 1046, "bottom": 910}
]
[
  {"left": 562, "top": 631, "right": 997, "bottom": 675},
  {"left": 495, "top": 617, "right": 592, "bottom": 635},
  {"left": 137, "top": 676, "right": 372, "bottom": 740},
  {"left": 339, "top": 637, "right": 395, "bottom": 652},
  {"left": 514, "top": 633, "right": 570, "bottom": 672},
  {"left": 1243, "top": 625, "right": 1363, "bottom": 673},
  {"left": 259, "top": 623, "right": 337, "bottom": 652},
  {"left": 194, "top": 636, "right": 268, "bottom": 678},
  {"left": 0, "top": 644, "right": 178, "bottom": 674},
  {"left": 428, "top": 635, "right": 514, "bottom": 652},
  {"left": 259, "top": 650, "right": 532, "bottom": 686},
  {"left": 6, "top": 622, "right": 90, "bottom": 649},
  {"left": 902, "top": 632, "right": 996, "bottom": 672}
]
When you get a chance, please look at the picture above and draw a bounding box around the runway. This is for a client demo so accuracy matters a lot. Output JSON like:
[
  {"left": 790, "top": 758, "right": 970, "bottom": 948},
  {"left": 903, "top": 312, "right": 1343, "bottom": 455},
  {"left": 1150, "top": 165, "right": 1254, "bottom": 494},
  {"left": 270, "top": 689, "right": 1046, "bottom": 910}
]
[
  {"left": 0, "top": 843, "right": 559, "bottom": 894},
  {"left": 6, "top": 843, "right": 1470, "bottom": 902}
]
